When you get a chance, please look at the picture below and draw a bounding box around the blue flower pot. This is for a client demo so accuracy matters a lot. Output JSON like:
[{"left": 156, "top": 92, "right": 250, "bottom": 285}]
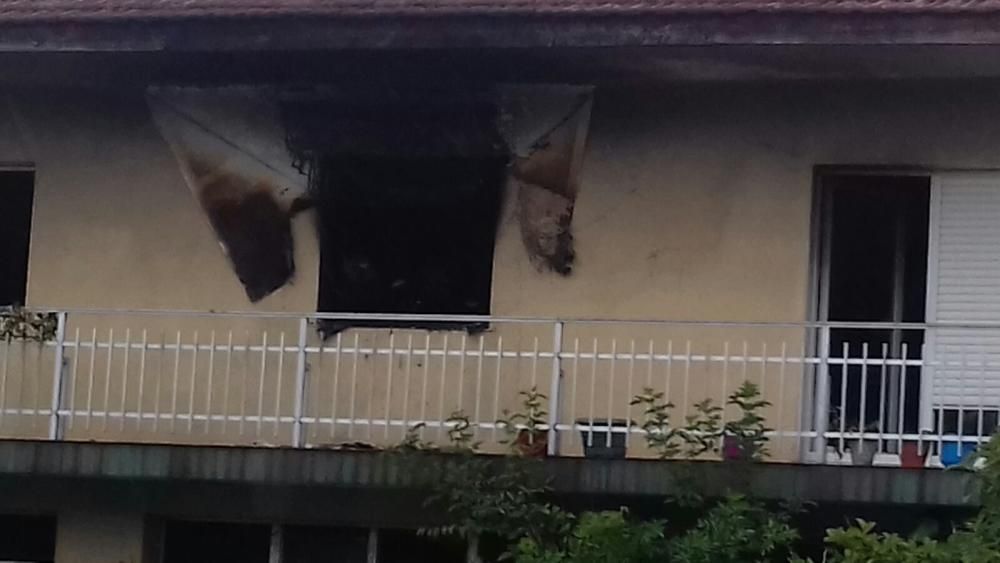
[{"left": 941, "top": 441, "right": 977, "bottom": 467}]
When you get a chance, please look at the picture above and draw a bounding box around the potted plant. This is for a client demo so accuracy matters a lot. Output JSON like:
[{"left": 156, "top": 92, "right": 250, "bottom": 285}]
[
  {"left": 845, "top": 422, "right": 881, "bottom": 467},
  {"left": 721, "top": 381, "right": 772, "bottom": 462},
  {"left": 901, "top": 432, "right": 932, "bottom": 469},
  {"left": 498, "top": 387, "right": 550, "bottom": 458},
  {"left": 576, "top": 418, "right": 630, "bottom": 459}
]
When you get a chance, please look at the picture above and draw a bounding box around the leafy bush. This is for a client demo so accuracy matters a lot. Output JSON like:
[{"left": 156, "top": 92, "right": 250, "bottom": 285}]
[{"left": 512, "top": 511, "right": 665, "bottom": 563}]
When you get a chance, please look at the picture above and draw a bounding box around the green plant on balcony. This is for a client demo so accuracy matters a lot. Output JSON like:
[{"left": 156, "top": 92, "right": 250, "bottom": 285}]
[
  {"left": 0, "top": 307, "right": 57, "bottom": 342},
  {"left": 721, "top": 381, "right": 772, "bottom": 462},
  {"left": 631, "top": 390, "right": 725, "bottom": 460},
  {"left": 498, "top": 387, "right": 550, "bottom": 457}
]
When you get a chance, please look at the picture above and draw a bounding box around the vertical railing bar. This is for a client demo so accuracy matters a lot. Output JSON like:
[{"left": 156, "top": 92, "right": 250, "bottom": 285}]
[
  {"left": 274, "top": 331, "right": 286, "bottom": 439},
  {"left": 239, "top": 331, "right": 249, "bottom": 436},
  {"left": 587, "top": 338, "right": 597, "bottom": 448},
  {"left": 547, "top": 322, "right": 564, "bottom": 456},
  {"left": 568, "top": 337, "right": 580, "bottom": 449},
  {"left": 472, "top": 336, "right": 483, "bottom": 444},
  {"left": 759, "top": 341, "right": 767, "bottom": 397},
  {"left": 682, "top": 340, "right": 692, "bottom": 423},
  {"left": 421, "top": 334, "right": 431, "bottom": 441},
  {"left": 404, "top": 334, "right": 415, "bottom": 440},
  {"left": 103, "top": 328, "right": 114, "bottom": 432},
  {"left": 812, "top": 326, "right": 831, "bottom": 463},
  {"left": 795, "top": 342, "right": 807, "bottom": 462},
  {"left": 348, "top": 332, "right": 360, "bottom": 440},
  {"left": 187, "top": 330, "right": 198, "bottom": 433},
  {"left": 436, "top": 334, "right": 448, "bottom": 442},
  {"left": 530, "top": 336, "right": 539, "bottom": 445},
  {"left": 384, "top": 332, "right": 396, "bottom": 442},
  {"left": 878, "top": 343, "right": 888, "bottom": 452},
  {"left": 330, "top": 332, "right": 341, "bottom": 440},
  {"left": 120, "top": 328, "right": 132, "bottom": 433},
  {"left": 257, "top": 332, "right": 268, "bottom": 438},
  {"left": 222, "top": 331, "right": 233, "bottom": 435},
  {"left": 776, "top": 342, "right": 787, "bottom": 455},
  {"left": 978, "top": 349, "right": 987, "bottom": 446},
  {"left": 66, "top": 328, "right": 81, "bottom": 430},
  {"left": 742, "top": 340, "right": 749, "bottom": 382},
  {"left": 623, "top": 339, "right": 635, "bottom": 450},
  {"left": 33, "top": 337, "right": 43, "bottom": 430},
  {"left": 137, "top": 329, "right": 148, "bottom": 432},
  {"left": 839, "top": 341, "right": 849, "bottom": 459},
  {"left": 664, "top": 340, "right": 674, "bottom": 406},
  {"left": 292, "top": 318, "right": 309, "bottom": 448},
  {"left": 606, "top": 339, "right": 616, "bottom": 449},
  {"left": 204, "top": 331, "right": 215, "bottom": 435},
  {"left": 0, "top": 336, "right": 9, "bottom": 428},
  {"left": 958, "top": 345, "right": 967, "bottom": 451},
  {"left": 152, "top": 331, "right": 163, "bottom": 434},
  {"left": 17, "top": 339, "right": 25, "bottom": 429},
  {"left": 456, "top": 333, "right": 467, "bottom": 415},
  {"left": 719, "top": 341, "right": 731, "bottom": 453},
  {"left": 47, "top": 312, "right": 67, "bottom": 439},
  {"left": 898, "top": 342, "right": 909, "bottom": 453},
  {"left": 859, "top": 342, "right": 869, "bottom": 455}
]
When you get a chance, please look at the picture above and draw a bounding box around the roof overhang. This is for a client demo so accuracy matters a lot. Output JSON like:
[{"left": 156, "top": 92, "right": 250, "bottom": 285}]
[{"left": 6, "top": 12, "right": 1000, "bottom": 53}]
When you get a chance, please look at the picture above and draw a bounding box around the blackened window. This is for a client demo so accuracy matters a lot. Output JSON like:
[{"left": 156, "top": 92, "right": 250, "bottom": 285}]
[
  {"left": 0, "top": 171, "right": 33, "bottom": 307},
  {"left": 315, "top": 156, "right": 505, "bottom": 325}
]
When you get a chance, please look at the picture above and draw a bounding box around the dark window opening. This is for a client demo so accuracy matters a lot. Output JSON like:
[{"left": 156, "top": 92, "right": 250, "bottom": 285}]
[
  {"left": 0, "top": 515, "right": 55, "bottom": 563},
  {"left": 819, "top": 173, "right": 930, "bottom": 436},
  {"left": 163, "top": 521, "right": 270, "bottom": 563},
  {"left": 377, "top": 529, "right": 466, "bottom": 563},
  {"left": 282, "top": 526, "right": 369, "bottom": 563},
  {"left": 315, "top": 155, "right": 506, "bottom": 333},
  {"left": 282, "top": 95, "right": 508, "bottom": 334},
  {"left": 0, "top": 171, "right": 33, "bottom": 307}
]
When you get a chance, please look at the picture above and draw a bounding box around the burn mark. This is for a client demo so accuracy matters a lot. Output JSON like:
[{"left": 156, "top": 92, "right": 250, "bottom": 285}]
[
  {"left": 192, "top": 156, "right": 295, "bottom": 302},
  {"left": 509, "top": 95, "right": 592, "bottom": 275}
]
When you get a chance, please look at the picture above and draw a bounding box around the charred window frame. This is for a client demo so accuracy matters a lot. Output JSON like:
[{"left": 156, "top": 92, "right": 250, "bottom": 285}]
[
  {"left": 284, "top": 95, "right": 508, "bottom": 333},
  {"left": 0, "top": 170, "right": 34, "bottom": 307}
]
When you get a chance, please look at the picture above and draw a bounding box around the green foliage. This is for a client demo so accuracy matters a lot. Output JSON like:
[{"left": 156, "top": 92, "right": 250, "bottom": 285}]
[
  {"left": 511, "top": 497, "right": 799, "bottom": 563},
  {"left": 630, "top": 389, "right": 680, "bottom": 458},
  {"left": 422, "top": 455, "right": 573, "bottom": 549},
  {"left": 512, "top": 511, "right": 665, "bottom": 563},
  {"left": 683, "top": 399, "right": 724, "bottom": 459},
  {"left": 723, "top": 381, "right": 772, "bottom": 462},
  {"left": 632, "top": 382, "right": 769, "bottom": 461},
  {"left": 812, "top": 433, "right": 1000, "bottom": 562},
  {"left": 667, "top": 495, "right": 799, "bottom": 563},
  {"left": 0, "top": 308, "right": 57, "bottom": 342},
  {"left": 497, "top": 387, "right": 550, "bottom": 454}
]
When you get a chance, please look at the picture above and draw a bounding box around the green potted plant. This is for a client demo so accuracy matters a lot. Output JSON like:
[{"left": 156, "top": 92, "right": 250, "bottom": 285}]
[
  {"left": 498, "top": 387, "right": 550, "bottom": 458},
  {"left": 721, "top": 381, "right": 771, "bottom": 462}
]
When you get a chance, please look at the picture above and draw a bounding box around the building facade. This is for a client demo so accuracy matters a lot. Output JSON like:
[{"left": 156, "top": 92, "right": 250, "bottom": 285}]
[{"left": 3, "top": 1, "right": 1000, "bottom": 561}]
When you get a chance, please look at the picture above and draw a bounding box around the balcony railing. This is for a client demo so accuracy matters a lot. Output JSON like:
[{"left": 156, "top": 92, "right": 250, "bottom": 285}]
[{"left": 0, "top": 309, "right": 996, "bottom": 467}]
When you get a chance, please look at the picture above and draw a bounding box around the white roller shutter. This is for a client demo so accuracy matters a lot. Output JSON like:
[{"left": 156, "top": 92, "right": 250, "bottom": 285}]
[{"left": 926, "top": 173, "right": 1000, "bottom": 414}]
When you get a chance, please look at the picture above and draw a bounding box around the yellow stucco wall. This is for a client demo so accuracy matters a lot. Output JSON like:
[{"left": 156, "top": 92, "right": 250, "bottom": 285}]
[{"left": 5, "top": 81, "right": 1000, "bottom": 459}]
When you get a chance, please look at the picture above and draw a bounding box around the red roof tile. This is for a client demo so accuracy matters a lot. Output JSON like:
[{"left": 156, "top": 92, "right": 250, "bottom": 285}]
[{"left": 4, "top": 0, "right": 1000, "bottom": 21}]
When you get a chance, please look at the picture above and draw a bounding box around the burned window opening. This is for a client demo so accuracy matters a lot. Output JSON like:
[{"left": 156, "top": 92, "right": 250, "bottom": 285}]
[
  {"left": 283, "top": 96, "right": 509, "bottom": 334},
  {"left": 314, "top": 155, "right": 506, "bottom": 334},
  {"left": 0, "top": 171, "right": 33, "bottom": 307}
]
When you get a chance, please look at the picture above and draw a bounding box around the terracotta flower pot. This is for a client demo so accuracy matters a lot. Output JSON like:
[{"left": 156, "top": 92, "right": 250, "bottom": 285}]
[
  {"left": 514, "top": 429, "right": 548, "bottom": 458},
  {"left": 901, "top": 442, "right": 929, "bottom": 468}
]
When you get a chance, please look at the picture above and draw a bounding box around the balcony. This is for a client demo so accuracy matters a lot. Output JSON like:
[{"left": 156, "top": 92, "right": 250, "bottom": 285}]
[{"left": 0, "top": 309, "right": 993, "bottom": 468}]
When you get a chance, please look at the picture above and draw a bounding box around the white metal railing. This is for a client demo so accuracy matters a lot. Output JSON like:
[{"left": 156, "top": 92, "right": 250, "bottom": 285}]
[{"left": 1, "top": 309, "right": 999, "bottom": 467}]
